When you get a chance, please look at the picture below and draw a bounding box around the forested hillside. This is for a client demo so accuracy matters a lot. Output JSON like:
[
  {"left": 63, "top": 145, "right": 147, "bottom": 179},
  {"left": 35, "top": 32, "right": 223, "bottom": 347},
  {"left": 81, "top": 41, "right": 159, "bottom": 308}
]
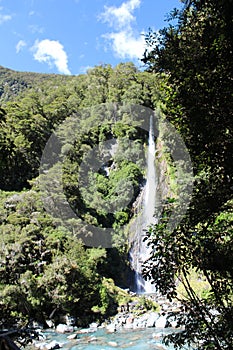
[
  {"left": 0, "top": 63, "right": 161, "bottom": 328},
  {"left": 0, "top": 65, "right": 70, "bottom": 102}
]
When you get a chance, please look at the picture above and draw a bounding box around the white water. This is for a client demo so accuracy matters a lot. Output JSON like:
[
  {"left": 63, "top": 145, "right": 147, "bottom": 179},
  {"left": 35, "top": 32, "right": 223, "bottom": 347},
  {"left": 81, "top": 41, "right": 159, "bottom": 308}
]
[
  {"left": 144, "top": 115, "right": 157, "bottom": 225},
  {"left": 130, "top": 115, "right": 157, "bottom": 294},
  {"left": 44, "top": 328, "right": 179, "bottom": 350}
]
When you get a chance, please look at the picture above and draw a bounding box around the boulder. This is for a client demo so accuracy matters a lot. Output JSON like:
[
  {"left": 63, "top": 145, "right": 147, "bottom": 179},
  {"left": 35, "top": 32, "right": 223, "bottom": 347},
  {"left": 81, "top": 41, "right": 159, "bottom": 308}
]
[
  {"left": 108, "top": 341, "right": 118, "bottom": 347},
  {"left": 34, "top": 342, "right": 47, "bottom": 349},
  {"left": 67, "top": 334, "right": 77, "bottom": 340},
  {"left": 124, "top": 323, "right": 133, "bottom": 329},
  {"left": 46, "top": 320, "right": 54, "bottom": 329},
  {"left": 66, "top": 315, "right": 76, "bottom": 326},
  {"left": 78, "top": 327, "right": 96, "bottom": 334},
  {"left": 56, "top": 324, "right": 74, "bottom": 333},
  {"left": 45, "top": 340, "right": 62, "bottom": 350},
  {"left": 106, "top": 324, "right": 116, "bottom": 333},
  {"left": 146, "top": 312, "right": 159, "bottom": 327},
  {"left": 89, "top": 322, "right": 99, "bottom": 329},
  {"left": 155, "top": 315, "right": 167, "bottom": 328},
  {"left": 34, "top": 340, "right": 63, "bottom": 350},
  {"left": 88, "top": 336, "right": 98, "bottom": 342}
]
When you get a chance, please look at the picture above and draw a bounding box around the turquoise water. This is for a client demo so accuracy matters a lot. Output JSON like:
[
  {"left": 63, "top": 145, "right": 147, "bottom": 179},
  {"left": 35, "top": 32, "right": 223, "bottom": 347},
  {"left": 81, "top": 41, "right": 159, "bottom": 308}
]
[{"left": 43, "top": 328, "right": 186, "bottom": 350}]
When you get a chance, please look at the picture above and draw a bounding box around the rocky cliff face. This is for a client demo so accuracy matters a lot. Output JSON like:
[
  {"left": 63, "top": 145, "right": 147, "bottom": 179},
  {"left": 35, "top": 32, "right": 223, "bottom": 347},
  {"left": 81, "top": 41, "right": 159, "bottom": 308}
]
[{"left": 155, "top": 139, "right": 173, "bottom": 205}]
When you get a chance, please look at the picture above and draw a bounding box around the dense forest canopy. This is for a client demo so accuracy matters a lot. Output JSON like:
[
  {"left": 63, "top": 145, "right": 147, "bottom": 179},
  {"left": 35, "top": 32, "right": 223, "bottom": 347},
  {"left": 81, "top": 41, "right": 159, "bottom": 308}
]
[
  {"left": 0, "top": 0, "right": 232, "bottom": 348},
  {"left": 0, "top": 63, "right": 160, "bottom": 191}
]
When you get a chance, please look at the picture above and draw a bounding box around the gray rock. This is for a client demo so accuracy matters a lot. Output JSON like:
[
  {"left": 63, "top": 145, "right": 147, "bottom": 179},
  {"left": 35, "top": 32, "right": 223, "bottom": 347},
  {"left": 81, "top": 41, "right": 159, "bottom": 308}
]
[
  {"left": 108, "top": 341, "right": 118, "bottom": 347},
  {"left": 46, "top": 320, "right": 54, "bottom": 328},
  {"left": 34, "top": 340, "right": 63, "bottom": 350},
  {"left": 67, "top": 334, "right": 77, "bottom": 340},
  {"left": 89, "top": 322, "right": 99, "bottom": 330},
  {"left": 88, "top": 336, "right": 98, "bottom": 342},
  {"left": 106, "top": 324, "right": 116, "bottom": 333},
  {"left": 31, "top": 321, "right": 44, "bottom": 329},
  {"left": 155, "top": 315, "right": 167, "bottom": 328},
  {"left": 45, "top": 340, "right": 62, "bottom": 350},
  {"left": 34, "top": 341, "right": 47, "bottom": 349},
  {"left": 146, "top": 312, "right": 159, "bottom": 327},
  {"left": 79, "top": 328, "right": 96, "bottom": 334},
  {"left": 124, "top": 323, "right": 133, "bottom": 329},
  {"left": 66, "top": 315, "right": 76, "bottom": 326},
  {"left": 56, "top": 324, "right": 74, "bottom": 333}
]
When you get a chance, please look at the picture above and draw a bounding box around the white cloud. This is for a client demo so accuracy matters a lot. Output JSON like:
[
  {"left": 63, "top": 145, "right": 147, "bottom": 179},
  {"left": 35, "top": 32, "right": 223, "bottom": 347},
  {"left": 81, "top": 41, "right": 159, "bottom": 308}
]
[
  {"left": 16, "top": 40, "right": 27, "bottom": 53},
  {"left": 29, "top": 24, "right": 44, "bottom": 34},
  {"left": 99, "top": 0, "right": 145, "bottom": 61},
  {"left": 0, "top": 12, "right": 12, "bottom": 25},
  {"left": 32, "top": 39, "right": 71, "bottom": 75},
  {"left": 99, "top": 0, "right": 140, "bottom": 30},
  {"left": 103, "top": 30, "right": 145, "bottom": 60}
]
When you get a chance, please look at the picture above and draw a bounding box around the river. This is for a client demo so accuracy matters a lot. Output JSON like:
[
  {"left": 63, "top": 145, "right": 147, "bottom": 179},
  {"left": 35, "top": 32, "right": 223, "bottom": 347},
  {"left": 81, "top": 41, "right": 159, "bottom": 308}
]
[{"left": 39, "top": 327, "right": 187, "bottom": 350}]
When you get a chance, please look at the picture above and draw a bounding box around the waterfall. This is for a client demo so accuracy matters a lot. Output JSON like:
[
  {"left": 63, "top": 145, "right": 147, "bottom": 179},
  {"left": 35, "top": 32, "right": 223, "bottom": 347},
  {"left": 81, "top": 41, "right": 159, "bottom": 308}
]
[
  {"left": 129, "top": 115, "right": 157, "bottom": 294},
  {"left": 144, "top": 115, "right": 157, "bottom": 225}
]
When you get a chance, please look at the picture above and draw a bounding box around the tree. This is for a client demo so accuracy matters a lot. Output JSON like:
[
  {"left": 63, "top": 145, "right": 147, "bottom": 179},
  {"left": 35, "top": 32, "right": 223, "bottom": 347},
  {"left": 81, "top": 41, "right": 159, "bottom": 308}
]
[
  {"left": 0, "top": 189, "right": 108, "bottom": 327},
  {"left": 142, "top": 0, "right": 233, "bottom": 348}
]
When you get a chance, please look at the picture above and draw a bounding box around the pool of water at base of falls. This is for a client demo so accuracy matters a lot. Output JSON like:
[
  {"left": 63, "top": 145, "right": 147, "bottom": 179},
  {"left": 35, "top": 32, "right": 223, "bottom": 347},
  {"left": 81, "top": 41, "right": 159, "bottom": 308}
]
[{"left": 42, "top": 327, "right": 189, "bottom": 350}]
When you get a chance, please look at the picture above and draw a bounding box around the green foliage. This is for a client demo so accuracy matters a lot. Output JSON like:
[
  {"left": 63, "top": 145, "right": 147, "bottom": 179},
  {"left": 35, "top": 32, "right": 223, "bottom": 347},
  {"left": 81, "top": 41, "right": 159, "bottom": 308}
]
[
  {"left": 0, "top": 189, "right": 110, "bottom": 327},
  {"left": 143, "top": 1, "right": 233, "bottom": 348},
  {"left": 0, "top": 62, "right": 161, "bottom": 328},
  {"left": 0, "top": 63, "right": 158, "bottom": 191},
  {"left": 132, "top": 296, "right": 159, "bottom": 315},
  {"left": 144, "top": 0, "right": 233, "bottom": 219},
  {"left": 91, "top": 278, "right": 118, "bottom": 317},
  {"left": 0, "top": 65, "right": 70, "bottom": 102},
  {"left": 62, "top": 122, "right": 144, "bottom": 239},
  {"left": 144, "top": 199, "right": 233, "bottom": 349}
]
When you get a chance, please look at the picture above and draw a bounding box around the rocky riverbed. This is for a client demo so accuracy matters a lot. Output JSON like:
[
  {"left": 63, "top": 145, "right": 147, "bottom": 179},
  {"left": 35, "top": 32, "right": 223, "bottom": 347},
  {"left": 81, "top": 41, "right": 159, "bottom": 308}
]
[{"left": 32, "top": 295, "right": 182, "bottom": 350}]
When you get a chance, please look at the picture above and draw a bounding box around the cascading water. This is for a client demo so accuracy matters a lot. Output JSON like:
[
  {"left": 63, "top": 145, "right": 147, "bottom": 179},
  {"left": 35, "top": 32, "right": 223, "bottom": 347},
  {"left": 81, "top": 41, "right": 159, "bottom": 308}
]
[{"left": 129, "top": 115, "right": 157, "bottom": 294}]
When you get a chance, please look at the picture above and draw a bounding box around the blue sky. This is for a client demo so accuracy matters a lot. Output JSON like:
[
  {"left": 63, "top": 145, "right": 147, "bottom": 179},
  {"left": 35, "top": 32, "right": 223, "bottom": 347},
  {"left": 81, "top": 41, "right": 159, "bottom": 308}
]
[{"left": 0, "top": 0, "right": 183, "bottom": 75}]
